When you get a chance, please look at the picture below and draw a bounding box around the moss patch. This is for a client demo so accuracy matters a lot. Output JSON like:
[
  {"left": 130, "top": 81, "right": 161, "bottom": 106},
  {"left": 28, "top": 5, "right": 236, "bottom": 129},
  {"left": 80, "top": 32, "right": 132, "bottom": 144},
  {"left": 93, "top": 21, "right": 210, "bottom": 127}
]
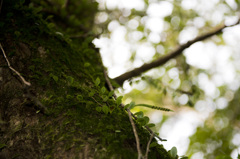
[{"left": 0, "top": 1, "right": 173, "bottom": 158}]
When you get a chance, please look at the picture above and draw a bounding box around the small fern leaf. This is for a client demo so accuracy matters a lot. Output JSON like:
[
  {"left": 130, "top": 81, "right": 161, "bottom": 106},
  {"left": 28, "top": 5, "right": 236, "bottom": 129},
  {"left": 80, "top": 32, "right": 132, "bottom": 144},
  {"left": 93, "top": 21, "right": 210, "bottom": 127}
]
[{"left": 135, "top": 104, "right": 173, "bottom": 112}]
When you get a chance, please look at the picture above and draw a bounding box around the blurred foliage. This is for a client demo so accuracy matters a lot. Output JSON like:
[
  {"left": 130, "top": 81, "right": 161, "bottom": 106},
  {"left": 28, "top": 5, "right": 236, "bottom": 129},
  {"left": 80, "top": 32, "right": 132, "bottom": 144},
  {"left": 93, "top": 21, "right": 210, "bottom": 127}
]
[
  {"left": 94, "top": 0, "right": 240, "bottom": 158},
  {"left": 188, "top": 88, "right": 240, "bottom": 158}
]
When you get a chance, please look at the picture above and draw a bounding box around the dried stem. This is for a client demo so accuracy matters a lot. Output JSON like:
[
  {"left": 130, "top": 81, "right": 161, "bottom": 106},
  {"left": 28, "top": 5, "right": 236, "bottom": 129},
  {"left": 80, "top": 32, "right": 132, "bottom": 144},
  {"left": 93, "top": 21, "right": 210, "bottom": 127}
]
[
  {"left": 103, "top": 69, "right": 143, "bottom": 158},
  {"left": 91, "top": 96, "right": 103, "bottom": 106},
  {"left": 127, "top": 108, "right": 143, "bottom": 159},
  {"left": 103, "top": 68, "right": 166, "bottom": 159},
  {"left": 0, "top": 43, "right": 48, "bottom": 113},
  {"left": 0, "top": 43, "right": 31, "bottom": 86},
  {"left": 144, "top": 132, "right": 154, "bottom": 159}
]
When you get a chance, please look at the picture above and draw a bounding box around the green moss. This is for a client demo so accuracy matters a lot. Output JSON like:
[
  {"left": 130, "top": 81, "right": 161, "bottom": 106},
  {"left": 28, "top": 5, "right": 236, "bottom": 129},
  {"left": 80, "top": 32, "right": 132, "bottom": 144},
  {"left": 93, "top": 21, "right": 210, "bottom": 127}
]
[{"left": 0, "top": 1, "right": 173, "bottom": 158}]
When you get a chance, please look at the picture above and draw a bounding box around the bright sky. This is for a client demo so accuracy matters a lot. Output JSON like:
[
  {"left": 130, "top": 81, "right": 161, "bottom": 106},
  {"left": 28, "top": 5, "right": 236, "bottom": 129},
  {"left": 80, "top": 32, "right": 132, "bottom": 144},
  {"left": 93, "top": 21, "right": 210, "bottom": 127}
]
[{"left": 93, "top": 0, "right": 240, "bottom": 158}]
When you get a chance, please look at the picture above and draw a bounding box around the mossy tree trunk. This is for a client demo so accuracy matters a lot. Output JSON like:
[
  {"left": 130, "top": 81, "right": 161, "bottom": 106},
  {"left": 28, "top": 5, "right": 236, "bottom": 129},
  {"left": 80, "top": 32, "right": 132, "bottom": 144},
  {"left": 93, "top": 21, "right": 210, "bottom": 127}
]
[{"left": 0, "top": 1, "right": 172, "bottom": 158}]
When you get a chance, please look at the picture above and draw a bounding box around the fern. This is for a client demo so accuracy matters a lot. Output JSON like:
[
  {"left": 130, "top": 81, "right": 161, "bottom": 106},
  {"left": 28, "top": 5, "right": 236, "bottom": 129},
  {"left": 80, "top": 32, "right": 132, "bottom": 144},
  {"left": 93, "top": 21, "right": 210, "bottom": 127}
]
[{"left": 134, "top": 104, "right": 173, "bottom": 112}]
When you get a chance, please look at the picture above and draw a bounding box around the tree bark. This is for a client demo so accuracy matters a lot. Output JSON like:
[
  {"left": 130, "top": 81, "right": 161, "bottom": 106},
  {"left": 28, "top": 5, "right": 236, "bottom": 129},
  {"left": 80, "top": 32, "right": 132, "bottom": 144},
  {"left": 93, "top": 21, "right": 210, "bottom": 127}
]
[{"left": 0, "top": 1, "right": 172, "bottom": 158}]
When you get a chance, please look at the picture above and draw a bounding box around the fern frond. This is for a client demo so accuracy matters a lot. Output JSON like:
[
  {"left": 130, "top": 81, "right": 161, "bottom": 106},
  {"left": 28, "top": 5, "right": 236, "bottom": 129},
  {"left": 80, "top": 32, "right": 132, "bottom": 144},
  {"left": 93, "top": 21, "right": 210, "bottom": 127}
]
[{"left": 135, "top": 104, "right": 173, "bottom": 112}]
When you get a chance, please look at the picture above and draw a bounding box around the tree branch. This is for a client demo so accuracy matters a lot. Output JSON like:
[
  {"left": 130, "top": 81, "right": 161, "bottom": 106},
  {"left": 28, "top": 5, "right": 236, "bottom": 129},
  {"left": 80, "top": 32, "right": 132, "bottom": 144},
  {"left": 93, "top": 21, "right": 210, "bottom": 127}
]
[{"left": 113, "top": 19, "right": 240, "bottom": 86}]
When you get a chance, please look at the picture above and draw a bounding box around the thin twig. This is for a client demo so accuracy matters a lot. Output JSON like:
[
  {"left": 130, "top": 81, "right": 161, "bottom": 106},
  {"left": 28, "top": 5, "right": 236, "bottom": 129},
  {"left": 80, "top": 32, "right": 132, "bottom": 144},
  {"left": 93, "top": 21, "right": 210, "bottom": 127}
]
[
  {"left": 0, "top": 43, "right": 31, "bottom": 86},
  {"left": 113, "top": 19, "right": 240, "bottom": 85},
  {"left": 144, "top": 125, "right": 166, "bottom": 142},
  {"left": 101, "top": 51, "right": 167, "bottom": 158},
  {"left": 127, "top": 108, "right": 143, "bottom": 159},
  {"left": 104, "top": 68, "right": 143, "bottom": 158},
  {"left": 103, "top": 66, "right": 166, "bottom": 142},
  {"left": 0, "top": 43, "right": 48, "bottom": 114},
  {"left": 91, "top": 96, "right": 104, "bottom": 106},
  {"left": 144, "top": 132, "right": 154, "bottom": 159},
  {"left": 103, "top": 68, "right": 166, "bottom": 158},
  {"left": 103, "top": 70, "right": 115, "bottom": 97}
]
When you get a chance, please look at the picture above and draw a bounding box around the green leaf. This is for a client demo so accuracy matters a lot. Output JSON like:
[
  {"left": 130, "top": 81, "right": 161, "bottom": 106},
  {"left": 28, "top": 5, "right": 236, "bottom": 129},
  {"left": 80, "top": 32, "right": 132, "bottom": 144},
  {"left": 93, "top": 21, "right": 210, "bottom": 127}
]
[
  {"left": 115, "top": 130, "right": 121, "bottom": 133},
  {"left": 116, "top": 96, "right": 123, "bottom": 106},
  {"left": 86, "top": 101, "right": 93, "bottom": 109},
  {"left": 146, "top": 123, "right": 155, "bottom": 128},
  {"left": 47, "top": 23, "right": 55, "bottom": 29},
  {"left": 137, "top": 118, "right": 145, "bottom": 126},
  {"left": 66, "top": 95, "right": 73, "bottom": 99},
  {"left": 67, "top": 76, "right": 74, "bottom": 85},
  {"left": 101, "top": 87, "right": 106, "bottom": 94},
  {"left": 52, "top": 76, "right": 58, "bottom": 82},
  {"left": 95, "top": 77, "right": 100, "bottom": 86},
  {"left": 134, "top": 111, "right": 144, "bottom": 118},
  {"left": 46, "top": 15, "right": 53, "bottom": 20},
  {"left": 149, "top": 142, "right": 158, "bottom": 148},
  {"left": 50, "top": 73, "right": 58, "bottom": 82},
  {"left": 96, "top": 107, "right": 102, "bottom": 112},
  {"left": 124, "top": 104, "right": 130, "bottom": 109},
  {"left": 102, "top": 105, "right": 109, "bottom": 114},
  {"left": 103, "top": 95, "right": 108, "bottom": 102},
  {"left": 0, "top": 143, "right": 6, "bottom": 149},
  {"left": 143, "top": 116, "right": 149, "bottom": 124},
  {"left": 14, "top": 31, "right": 21, "bottom": 37},
  {"left": 169, "top": 147, "right": 178, "bottom": 158},
  {"left": 89, "top": 91, "right": 95, "bottom": 97},
  {"left": 180, "top": 157, "right": 188, "bottom": 159},
  {"left": 137, "top": 116, "right": 149, "bottom": 126},
  {"left": 129, "top": 101, "right": 135, "bottom": 109},
  {"left": 33, "top": 6, "right": 43, "bottom": 13},
  {"left": 108, "top": 90, "right": 114, "bottom": 97},
  {"left": 77, "top": 95, "right": 83, "bottom": 101},
  {"left": 137, "top": 116, "right": 150, "bottom": 126},
  {"left": 84, "top": 62, "right": 90, "bottom": 67}
]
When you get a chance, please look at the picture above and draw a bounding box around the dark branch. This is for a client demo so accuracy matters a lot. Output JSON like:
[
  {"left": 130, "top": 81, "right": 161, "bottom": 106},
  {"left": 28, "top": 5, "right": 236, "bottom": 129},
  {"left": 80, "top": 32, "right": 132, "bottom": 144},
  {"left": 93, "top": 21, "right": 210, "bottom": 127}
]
[{"left": 113, "top": 19, "right": 240, "bottom": 86}]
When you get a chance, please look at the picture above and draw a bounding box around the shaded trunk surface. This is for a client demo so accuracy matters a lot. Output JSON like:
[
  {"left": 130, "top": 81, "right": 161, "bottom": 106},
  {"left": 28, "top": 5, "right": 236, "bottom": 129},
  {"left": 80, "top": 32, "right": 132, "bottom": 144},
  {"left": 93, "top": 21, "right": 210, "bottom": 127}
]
[{"left": 0, "top": 1, "right": 172, "bottom": 159}]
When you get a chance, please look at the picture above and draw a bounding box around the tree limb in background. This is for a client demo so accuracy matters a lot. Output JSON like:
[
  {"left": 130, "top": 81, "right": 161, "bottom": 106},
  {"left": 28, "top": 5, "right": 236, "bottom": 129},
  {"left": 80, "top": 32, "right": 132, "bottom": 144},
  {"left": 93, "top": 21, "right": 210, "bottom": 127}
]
[{"left": 113, "top": 19, "right": 240, "bottom": 86}]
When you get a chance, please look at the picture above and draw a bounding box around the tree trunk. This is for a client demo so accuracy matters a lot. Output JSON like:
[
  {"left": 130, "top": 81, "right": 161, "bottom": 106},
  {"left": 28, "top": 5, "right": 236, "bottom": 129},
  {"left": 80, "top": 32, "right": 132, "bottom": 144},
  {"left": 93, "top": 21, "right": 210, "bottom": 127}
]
[{"left": 0, "top": 1, "right": 172, "bottom": 159}]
